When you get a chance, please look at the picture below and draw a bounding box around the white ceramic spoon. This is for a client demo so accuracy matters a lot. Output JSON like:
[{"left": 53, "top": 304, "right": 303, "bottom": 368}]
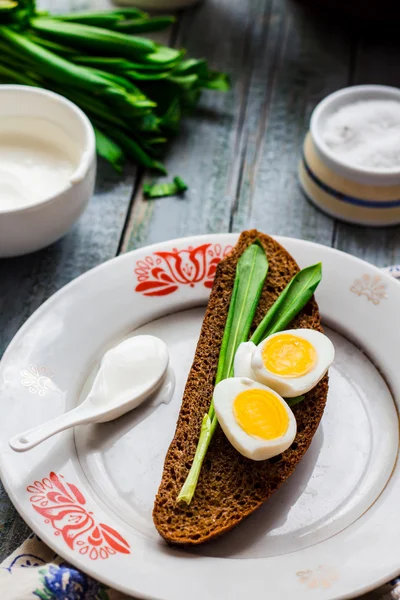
[{"left": 9, "top": 335, "right": 169, "bottom": 452}]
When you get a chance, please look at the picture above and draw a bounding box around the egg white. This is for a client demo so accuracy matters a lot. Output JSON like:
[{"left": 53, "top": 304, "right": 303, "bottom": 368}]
[
  {"left": 251, "top": 329, "right": 334, "bottom": 398},
  {"left": 213, "top": 377, "right": 297, "bottom": 461},
  {"left": 234, "top": 340, "right": 257, "bottom": 379}
]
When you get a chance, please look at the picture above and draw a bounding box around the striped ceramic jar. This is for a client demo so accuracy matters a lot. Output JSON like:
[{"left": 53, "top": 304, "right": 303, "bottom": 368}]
[{"left": 299, "top": 85, "right": 400, "bottom": 226}]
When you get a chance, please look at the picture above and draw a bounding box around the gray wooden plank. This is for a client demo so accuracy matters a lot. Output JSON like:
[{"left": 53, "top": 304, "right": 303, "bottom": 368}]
[
  {"left": 123, "top": 1, "right": 353, "bottom": 253},
  {"left": 0, "top": 0, "right": 138, "bottom": 559},
  {"left": 122, "top": 0, "right": 261, "bottom": 251},
  {"left": 231, "top": 1, "right": 351, "bottom": 243},
  {"left": 0, "top": 485, "right": 31, "bottom": 562},
  {"left": 333, "top": 24, "right": 400, "bottom": 266},
  {"left": 333, "top": 222, "right": 400, "bottom": 267}
]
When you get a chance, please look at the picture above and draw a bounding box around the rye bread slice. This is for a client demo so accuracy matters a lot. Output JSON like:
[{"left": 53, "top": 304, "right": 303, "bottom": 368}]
[{"left": 153, "top": 230, "right": 328, "bottom": 545}]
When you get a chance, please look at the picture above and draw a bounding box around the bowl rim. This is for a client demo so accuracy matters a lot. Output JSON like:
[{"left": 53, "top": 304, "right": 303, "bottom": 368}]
[
  {"left": 310, "top": 84, "right": 400, "bottom": 186},
  {"left": 0, "top": 85, "right": 96, "bottom": 216}
]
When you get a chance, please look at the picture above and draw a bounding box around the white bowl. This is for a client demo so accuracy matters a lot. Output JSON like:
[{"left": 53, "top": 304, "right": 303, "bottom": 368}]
[
  {"left": 0, "top": 86, "right": 96, "bottom": 257},
  {"left": 299, "top": 85, "right": 400, "bottom": 226}
]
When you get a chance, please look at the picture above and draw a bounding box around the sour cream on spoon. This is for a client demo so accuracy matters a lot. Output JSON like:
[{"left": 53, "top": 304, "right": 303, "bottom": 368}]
[{"left": 9, "top": 335, "right": 169, "bottom": 452}]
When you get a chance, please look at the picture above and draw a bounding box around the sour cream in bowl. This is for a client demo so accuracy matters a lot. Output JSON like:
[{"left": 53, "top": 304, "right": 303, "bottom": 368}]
[{"left": 0, "top": 85, "right": 96, "bottom": 257}]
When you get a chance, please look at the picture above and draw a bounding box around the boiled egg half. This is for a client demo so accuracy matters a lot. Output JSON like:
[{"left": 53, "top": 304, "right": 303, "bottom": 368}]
[
  {"left": 213, "top": 377, "right": 297, "bottom": 460},
  {"left": 250, "top": 329, "right": 334, "bottom": 398},
  {"left": 234, "top": 340, "right": 257, "bottom": 380}
]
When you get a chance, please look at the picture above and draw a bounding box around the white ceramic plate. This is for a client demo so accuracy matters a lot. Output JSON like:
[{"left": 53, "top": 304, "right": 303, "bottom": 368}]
[{"left": 0, "top": 234, "right": 399, "bottom": 600}]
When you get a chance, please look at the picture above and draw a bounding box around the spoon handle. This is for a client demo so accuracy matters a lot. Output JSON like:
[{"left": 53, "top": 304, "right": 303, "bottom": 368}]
[{"left": 9, "top": 406, "right": 92, "bottom": 452}]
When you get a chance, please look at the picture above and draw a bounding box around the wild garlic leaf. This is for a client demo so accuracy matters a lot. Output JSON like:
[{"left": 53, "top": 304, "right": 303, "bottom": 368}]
[{"left": 251, "top": 263, "right": 322, "bottom": 345}]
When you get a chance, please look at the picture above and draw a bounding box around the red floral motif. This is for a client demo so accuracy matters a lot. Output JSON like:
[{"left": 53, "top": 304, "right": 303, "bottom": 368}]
[
  {"left": 27, "top": 472, "right": 130, "bottom": 560},
  {"left": 135, "top": 243, "right": 233, "bottom": 296}
]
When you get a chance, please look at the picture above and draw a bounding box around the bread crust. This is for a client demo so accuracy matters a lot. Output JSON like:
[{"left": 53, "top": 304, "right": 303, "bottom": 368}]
[{"left": 153, "top": 230, "right": 328, "bottom": 545}]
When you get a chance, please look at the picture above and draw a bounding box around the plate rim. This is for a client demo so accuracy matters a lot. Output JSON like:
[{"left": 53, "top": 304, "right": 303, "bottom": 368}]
[{"left": 1, "top": 232, "right": 400, "bottom": 600}]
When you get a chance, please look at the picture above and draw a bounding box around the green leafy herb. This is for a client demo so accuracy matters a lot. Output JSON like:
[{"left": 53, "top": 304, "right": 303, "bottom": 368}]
[
  {"left": 94, "top": 127, "right": 124, "bottom": 173},
  {"left": 251, "top": 263, "right": 322, "bottom": 345},
  {"left": 52, "top": 8, "right": 147, "bottom": 27},
  {"left": 215, "top": 242, "right": 269, "bottom": 383},
  {"left": 109, "top": 16, "right": 175, "bottom": 34},
  {"left": 286, "top": 395, "right": 305, "bottom": 407},
  {"left": 0, "top": 28, "right": 129, "bottom": 96},
  {"left": 100, "top": 125, "right": 167, "bottom": 174},
  {"left": 143, "top": 176, "right": 187, "bottom": 199},
  {"left": 30, "top": 18, "right": 157, "bottom": 57},
  {"left": 177, "top": 242, "right": 269, "bottom": 505},
  {"left": 177, "top": 256, "right": 323, "bottom": 504},
  {"left": 0, "top": 2, "right": 230, "bottom": 173},
  {"left": 52, "top": 9, "right": 175, "bottom": 34}
]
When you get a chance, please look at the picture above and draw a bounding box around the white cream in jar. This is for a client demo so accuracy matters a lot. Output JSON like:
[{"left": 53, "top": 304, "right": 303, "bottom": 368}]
[{"left": 0, "top": 116, "right": 80, "bottom": 211}]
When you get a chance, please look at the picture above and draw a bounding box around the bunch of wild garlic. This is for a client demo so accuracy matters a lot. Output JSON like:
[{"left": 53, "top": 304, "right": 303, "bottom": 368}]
[{"left": 0, "top": 0, "right": 229, "bottom": 176}]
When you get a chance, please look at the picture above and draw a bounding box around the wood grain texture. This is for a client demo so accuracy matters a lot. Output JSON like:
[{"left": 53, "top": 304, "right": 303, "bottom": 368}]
[
  {"left": 122, "top": 0, "right": 353, "bottom": 252},
  {"left": 231, "top": 1, "right": 352, "bottom": 242},
  {"left": 0, "top": 485, "right": 31, "bottom": 561},
  {"left": 123, "top": 0, "right": 400, "bottom": 266},
  {"left": 122, "top": 0, "right": 264, "bottom": 251}
]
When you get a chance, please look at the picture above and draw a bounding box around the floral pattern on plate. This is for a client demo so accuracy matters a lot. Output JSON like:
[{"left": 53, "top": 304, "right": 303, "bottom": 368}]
[
  {"left": 350, "top": 274, "right": 387, "bottom": 305},
  {"left": 296, "top": 565, "right": 339, "bottom": 589},
  {"left": 20, "top": 366, "right": 55, "bottom": 397},
  {"left": 134, "top": 243, "right": 232, "bottom": 296},
  {"left": 27, "top": 473, "right": 130, "bottom": 561}
]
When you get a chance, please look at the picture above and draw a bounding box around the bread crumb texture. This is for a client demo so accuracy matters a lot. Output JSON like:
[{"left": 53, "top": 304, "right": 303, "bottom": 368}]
[{"left": 153, "top": 230, "right": 328, "bottom": 545}]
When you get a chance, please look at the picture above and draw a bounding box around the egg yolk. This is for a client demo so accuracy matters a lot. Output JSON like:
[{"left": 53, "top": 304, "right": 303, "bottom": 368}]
[
  {"left": 262, "top": 334, "right": 317, "bottom": 378},
  {"left": 233, "top": 389, "right": 289, "bottom": 440}
]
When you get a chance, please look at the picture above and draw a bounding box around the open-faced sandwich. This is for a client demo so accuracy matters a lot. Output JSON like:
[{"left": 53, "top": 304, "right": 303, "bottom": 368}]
[{"left": 153, "top": 230, "right": 334, "bottom": 545}]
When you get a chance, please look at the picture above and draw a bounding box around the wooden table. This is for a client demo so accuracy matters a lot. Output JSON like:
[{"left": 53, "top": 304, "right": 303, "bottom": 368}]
[{"left": 0, "top": 0, "right": 399, "bottom": 582}]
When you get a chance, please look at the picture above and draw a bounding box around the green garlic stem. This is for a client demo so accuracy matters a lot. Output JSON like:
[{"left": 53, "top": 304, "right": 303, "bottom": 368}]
[{"left": 177, "top": 412, "right": 218, "bottom": 505}]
